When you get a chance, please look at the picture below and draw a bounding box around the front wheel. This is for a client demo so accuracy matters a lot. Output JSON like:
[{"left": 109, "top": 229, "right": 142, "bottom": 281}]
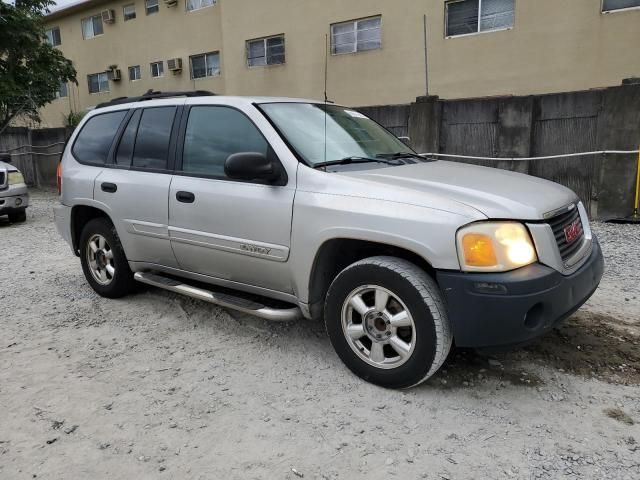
[{"left": 324, "top": 256, "right": 452, "bottom": 389}]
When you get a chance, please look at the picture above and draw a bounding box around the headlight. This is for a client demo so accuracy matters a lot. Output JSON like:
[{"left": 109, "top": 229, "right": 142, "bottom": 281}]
[
  {"left": 456, "top": 222, "right": 537, "bottom": 272},
  {"left": 8, "top": 171, "right": 25, "bottom": 185}
]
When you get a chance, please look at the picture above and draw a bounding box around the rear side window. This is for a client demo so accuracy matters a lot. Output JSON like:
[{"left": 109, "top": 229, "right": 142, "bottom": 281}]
[
  {"left": 72, "top": 110, "right": 127, "bottom": 165},
  {"left": 115, "top": 109, "right": 141, "bottom": 166},
  {"left": 132, "top": 107, "right": 176, "bottom": 170},
  {"left": 182, "top": 106, "right": 268, "bottom": 178}
]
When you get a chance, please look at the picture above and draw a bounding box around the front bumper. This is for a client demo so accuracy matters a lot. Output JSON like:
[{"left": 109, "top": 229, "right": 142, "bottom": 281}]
[
  {"left": 436, "top": 237, "right": 604, "bottom": 348},
  {"left": 0, "top": 185, "right": 29, "bottom": 215}
]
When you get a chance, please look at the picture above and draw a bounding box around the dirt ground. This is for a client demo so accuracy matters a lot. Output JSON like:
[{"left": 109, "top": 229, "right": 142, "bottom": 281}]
[{"left": 1, "top": 189, "right": 639, "bottom": 479}]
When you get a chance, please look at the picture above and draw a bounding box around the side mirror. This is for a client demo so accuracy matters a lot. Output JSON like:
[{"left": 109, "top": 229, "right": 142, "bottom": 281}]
[
  {"left": 397, "top": 136, "right": 411, "bottom": 146},
  {"left": 224, "top": 152, "right": 279, "bottom": 182},
  {"left": 0, "top": 154, "right": 11, "bottom": 164}
]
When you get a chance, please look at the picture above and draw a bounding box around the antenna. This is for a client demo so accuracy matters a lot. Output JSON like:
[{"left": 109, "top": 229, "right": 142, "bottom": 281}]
[
  {"left": 324, "top": 33, "right": 329, "bottom": 103},
  {"left": 323, "top": 33, "right": 329, "bottom": 166}
]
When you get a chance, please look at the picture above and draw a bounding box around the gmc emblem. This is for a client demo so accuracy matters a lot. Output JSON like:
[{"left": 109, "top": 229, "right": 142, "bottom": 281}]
[{"left": 564, "top": 219, "right": 581, "bottom": 244}]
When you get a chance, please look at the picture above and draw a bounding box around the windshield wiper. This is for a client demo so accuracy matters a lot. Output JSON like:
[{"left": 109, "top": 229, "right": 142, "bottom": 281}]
[
  {"left": 313, "top": 156, "right": 401, "bottom": 169},
  {"left": 376, "top": 152, "right": 429, "bottom": 161}
]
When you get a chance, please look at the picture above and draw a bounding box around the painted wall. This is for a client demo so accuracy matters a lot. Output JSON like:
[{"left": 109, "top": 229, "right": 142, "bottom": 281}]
[{"left": 40, "top": 0, "right": 640, "bottom": 127}]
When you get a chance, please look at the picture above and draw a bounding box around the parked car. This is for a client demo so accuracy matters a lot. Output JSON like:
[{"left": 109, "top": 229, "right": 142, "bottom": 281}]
[
  {"left": 0, "top": 154, "right": 29, "bottom": 223},
  {"left": 54, "top": 91, "right": 604, "bottom": 388}
]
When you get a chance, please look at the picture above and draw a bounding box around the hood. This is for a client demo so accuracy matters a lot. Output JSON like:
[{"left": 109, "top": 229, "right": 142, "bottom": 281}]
[
  {"left": 0, "top": 160, "right": 17, "bottom": 171},
  {"left": 339, "top": 160, "right": 578, "bottom": 220}
]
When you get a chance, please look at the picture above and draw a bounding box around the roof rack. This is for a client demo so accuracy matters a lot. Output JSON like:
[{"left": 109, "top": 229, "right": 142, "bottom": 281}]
[{"left": 95, "top": 90, "right": 216, "bottom": 109}]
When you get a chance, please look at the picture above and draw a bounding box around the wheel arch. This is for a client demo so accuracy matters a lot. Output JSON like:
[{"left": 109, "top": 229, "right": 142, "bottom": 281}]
[
  {"left": 70, "top": 205, "right": 114, "bottom": 256},
  {"left": 307, "top": 238, "right": 436, "bottom": 321}
]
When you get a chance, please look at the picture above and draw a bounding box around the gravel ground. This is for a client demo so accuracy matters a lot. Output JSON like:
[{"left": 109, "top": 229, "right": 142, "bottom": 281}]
[{"left": 1, "top": 189, "right": 639, "bottom": 480}]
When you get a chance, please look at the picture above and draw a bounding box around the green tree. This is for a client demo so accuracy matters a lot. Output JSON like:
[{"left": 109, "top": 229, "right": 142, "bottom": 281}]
[{"left": 0, "top": 0, "right": 76, "bottom": 131}]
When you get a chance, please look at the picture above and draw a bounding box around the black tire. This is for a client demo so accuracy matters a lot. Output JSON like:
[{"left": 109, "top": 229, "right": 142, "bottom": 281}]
[
  {"left": 325, "top": 256, "right": 452, "bottom": 389},
  {"left": 8, "top": 210, "right": 26, "bottom": 223},
  {"left": 79, "top": 217, "right": 136, "bottom": 298}
]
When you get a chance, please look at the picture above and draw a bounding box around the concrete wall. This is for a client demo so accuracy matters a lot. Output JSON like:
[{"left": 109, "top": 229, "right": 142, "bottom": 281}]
[
  {"left": 403, "top": 83, "right": 640, "bottom": 219},
  {"left": 39, "top": 0, "right": 640, "bottom": 127}
]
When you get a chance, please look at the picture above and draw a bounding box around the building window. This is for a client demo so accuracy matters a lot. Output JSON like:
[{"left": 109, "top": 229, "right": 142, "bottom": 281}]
[
  {"left": 190, "top": 52, "right": 220, "bottom": 79},
  {"left": 123, "top": 4, "right": 136, "bottom": 20},
  {"left": 150, "top": 61, "right": 164, "bottom": 78},
  {"left": 57, "top": 82, "right": 68, "bottom": 98},
  {"left": 331, "top": 16, "right": 382, "bottom": 55},
  {"left": 445, "top": 0, "right": 514, "bottom": 37},
  {"left": 129, "top": 65, "right": 141, "bottom": 81},
  {"left": 145, "top": 0, "right": 159, "bottom": 15},
  {"left": 81, "top": 14, "right": 104, "bottom": 39},
  {"left": 602, "top": 0, "right": 640, "bottom": 12},
  {"left": 247, "top": 35, "right": 285, "bottom": 67},
  {"left": 45, "top": 27, "right": 62, "bottom": 46},
  {"left": 186, "top": 0, "right": 216, "bottom": 12},
  {"left": 88, "top": 72, "right": 110, "bottom": 94}
]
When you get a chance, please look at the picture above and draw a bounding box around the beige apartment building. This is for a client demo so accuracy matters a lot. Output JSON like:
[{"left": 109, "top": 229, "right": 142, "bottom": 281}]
[{"left": 40, "top": 0, "right": 640, "bottom": 127}]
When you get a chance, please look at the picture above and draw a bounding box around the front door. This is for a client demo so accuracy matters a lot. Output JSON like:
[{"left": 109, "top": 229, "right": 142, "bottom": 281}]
[{"left": 168, "top": 105, "right": 296, "bottom": 294}]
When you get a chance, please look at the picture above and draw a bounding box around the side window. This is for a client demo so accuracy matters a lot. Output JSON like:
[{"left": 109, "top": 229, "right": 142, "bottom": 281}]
[
  {"left": 115, "top": 109, "right": 141, "bottom": 166},
  {"left": 72, "top": 110, "right": 127, "bottom": 165},
  {"left": 182, "top": 106, "right": 268, "bottom": 178},
  {"left": 132, "top": 107, "right": 176, "bottom": 170}
]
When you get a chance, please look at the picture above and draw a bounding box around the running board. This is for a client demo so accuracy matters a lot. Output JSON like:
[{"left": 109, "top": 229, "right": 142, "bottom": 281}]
[{"left": 134, "top": 272, "right": 301, "bottom": 322}]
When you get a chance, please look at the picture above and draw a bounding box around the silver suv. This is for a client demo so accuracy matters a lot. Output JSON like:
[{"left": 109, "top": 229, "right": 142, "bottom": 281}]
[
  {"left": 0, "top": 154, "right": 29, "bottom": 223},
  {"left": 54, "top": 91, "right": 604, "bottom": 388}
]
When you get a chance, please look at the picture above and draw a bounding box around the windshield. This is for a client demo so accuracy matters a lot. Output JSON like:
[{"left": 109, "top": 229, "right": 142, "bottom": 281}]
[{"left": 259, "top": 103, "right": 415, "bottom": 166}]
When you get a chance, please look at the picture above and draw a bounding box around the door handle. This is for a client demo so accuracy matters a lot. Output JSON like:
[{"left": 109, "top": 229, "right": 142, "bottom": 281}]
[
  {"left": 101, "top": 182, "right": 117, "bottom": 193},
  {"left": 176, "top": 191, "right": 195, "bottom": 203}
]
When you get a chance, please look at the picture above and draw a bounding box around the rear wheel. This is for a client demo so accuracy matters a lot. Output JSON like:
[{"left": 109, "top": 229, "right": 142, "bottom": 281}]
[
  {"left": 79, "top": 218, "right": 135, "bottom": 298},
  {"left": 8, "top": 210, "right": 26, "bottom": 223},
  {"left": 325, "top": 256, "right": 452, "bottom": 389}
]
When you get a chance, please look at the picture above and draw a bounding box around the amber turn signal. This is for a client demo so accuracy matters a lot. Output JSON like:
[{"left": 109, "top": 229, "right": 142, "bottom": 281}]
[{"left": 461, "top": 233, "right": 498, "bottom": 267}]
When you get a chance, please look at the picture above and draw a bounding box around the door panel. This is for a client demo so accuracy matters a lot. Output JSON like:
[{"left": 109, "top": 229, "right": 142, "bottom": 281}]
[
  {"left": 169, "top": 176, "right": 295, "bottom": 293},
  {"left": 92, "top": 105, "right": 180, "bottom": 268},
  {"left": 94, "top": 170, "right": 178, "bottom": 267},
  {"left": 169, "top": 105, "right": 295, "bottom": 293}
]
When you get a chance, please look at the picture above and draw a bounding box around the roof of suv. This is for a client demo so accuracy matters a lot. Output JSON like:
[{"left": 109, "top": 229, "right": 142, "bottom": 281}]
[{"left": 92, "top": 90, "right": 324, "bottom": 114}]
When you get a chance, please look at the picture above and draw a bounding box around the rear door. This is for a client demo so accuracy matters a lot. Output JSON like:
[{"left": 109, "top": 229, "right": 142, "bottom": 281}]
[
  {"left": 168, "top": 104, "right": 296, "bottom": 294},
  {"left": 93, "top": 104, "right": 181, "bottom": 268}
]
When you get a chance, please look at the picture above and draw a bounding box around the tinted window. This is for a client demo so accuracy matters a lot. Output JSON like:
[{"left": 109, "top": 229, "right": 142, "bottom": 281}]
[
  {"left": 182, "top": 106, "right": 268, "bottom": 178},
  {"left": 132, "top": 107, "right": 176, "bottom": 170},
  {"left": 115, "top": 109, "right": 141, "bottom": 166},
  {"left": 73, "top": 111, "right": 127, "bottom": 164}
]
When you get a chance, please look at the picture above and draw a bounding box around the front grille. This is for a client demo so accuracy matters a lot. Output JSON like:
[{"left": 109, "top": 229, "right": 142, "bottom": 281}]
[
  {"left": 0, "top": 171, "right": 5, "bottom": 187},
  {"left": 548, "top": 206, "right": 584, "bottom": 262}
]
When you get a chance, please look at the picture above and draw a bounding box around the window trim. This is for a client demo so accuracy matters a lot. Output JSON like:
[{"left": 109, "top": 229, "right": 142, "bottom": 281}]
[
  {"left": 106, "top": 106, "right": 183, "bottom": 173},
  {"left": 57, "top": 81, "right": 69, "bottom": 98},
  {"left": 186, "top": 0, "right": 217, "bottom": 13},
  {"left": 174, "top": 104, "right": 288, "bottom": 186},
  {"left": 71, "top": 109, "right": 130, "bottom": 167},
  {"left": 444, "top": 0, "right": 515, "bottom": 39},
  {"left": 128, "top": 65, "right": 142, "bottom": 81},
  {"left": 45, "top": 26, "right": 62, "bottom": 46},
  {"left": 81, "top": 14, "right": 104, "bottom": 40},
  {"left": 246, "top": 34, "right": 286, "bottom": 68},
  {"left": 87, "top": 72, "right": 110, "bottom": 94},
  {"left": 189, "top": 51, "right": 221, "bottom": 79},
  {"left": 330, "top": 15, "right": 382, "bottom": 56},
  {"left": 123, "top": 3, "right": 137, "bottom": 21},
  {"left": 145, "top": 0, "right": 160, "bottom": 15},
  {"left": 601, "top": 0, "right": 640, "bottom": 13},
  {"left": 150, "top": 61, "right": 164, "bottom": 78}
]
